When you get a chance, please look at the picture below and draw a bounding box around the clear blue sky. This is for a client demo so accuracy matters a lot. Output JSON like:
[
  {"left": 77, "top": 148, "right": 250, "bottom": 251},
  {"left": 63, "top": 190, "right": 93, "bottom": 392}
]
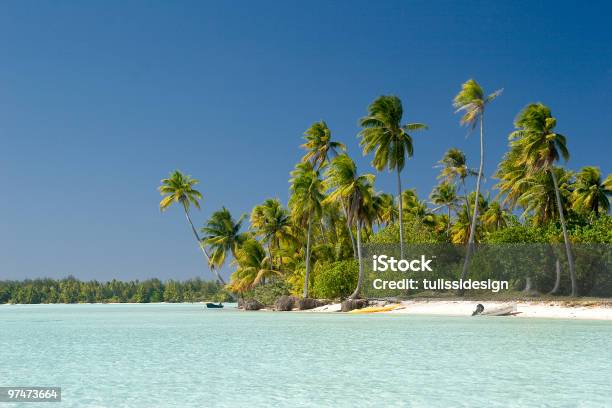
[{"left": 1, "top": 1, "right": 610, "bottom": 281}]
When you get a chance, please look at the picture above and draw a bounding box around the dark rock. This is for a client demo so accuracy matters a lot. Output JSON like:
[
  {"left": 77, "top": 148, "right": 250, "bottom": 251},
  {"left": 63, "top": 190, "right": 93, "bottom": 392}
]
[
  {"left": 243, "top": 299, "right": 263, "bottom": 311},
  {"left": 341, "top": 299, "right": 368, "bottom": 312},
  {"left": 275, "top": 295, "right": 298, "bottom": 311},
  {"left": 297, "top": 297, "right": 325, "bottom": 310}
]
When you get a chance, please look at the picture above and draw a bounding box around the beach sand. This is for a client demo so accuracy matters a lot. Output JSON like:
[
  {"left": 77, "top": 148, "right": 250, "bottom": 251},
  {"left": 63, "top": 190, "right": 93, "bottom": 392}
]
[{"left": 308, "top": 300, "right": 612, "bottom": 320}]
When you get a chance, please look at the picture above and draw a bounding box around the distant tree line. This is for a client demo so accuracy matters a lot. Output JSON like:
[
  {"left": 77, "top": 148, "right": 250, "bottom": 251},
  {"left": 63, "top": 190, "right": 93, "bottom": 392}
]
[{"left": 0, "top": 277, "right": 228, "bottom": 304}]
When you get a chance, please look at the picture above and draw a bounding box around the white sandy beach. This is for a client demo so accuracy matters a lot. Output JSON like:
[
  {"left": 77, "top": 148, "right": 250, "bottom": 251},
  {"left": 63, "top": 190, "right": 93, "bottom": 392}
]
[{"left": 308, "top": 300, "right": 612, "bottom": 320}]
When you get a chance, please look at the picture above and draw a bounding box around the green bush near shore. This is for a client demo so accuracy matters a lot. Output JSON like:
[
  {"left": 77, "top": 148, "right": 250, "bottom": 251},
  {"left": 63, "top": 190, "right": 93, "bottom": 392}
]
[{"left": 312, "top": 260, "right": 359, "bottom": 299}]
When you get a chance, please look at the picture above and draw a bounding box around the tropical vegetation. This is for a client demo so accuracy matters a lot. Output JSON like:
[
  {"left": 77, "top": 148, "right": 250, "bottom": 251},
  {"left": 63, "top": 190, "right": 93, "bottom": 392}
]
[{"left": 154, "top": 84, "right": 610, "bottom": 302}]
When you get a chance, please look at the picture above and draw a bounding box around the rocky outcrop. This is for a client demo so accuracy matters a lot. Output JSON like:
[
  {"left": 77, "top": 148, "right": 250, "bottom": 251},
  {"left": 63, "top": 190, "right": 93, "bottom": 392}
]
[
  {"left": 243, "top": 299, "right": 264, "bottom": 311},
  {"left": 341, "top": 299, "right": 368, "bottom": 312},
  {"left": 275, "top": 295, "right": 298, "bottom": 311},
  {"left": 297, "top": 298, "right": 328, "bottom": 310}
]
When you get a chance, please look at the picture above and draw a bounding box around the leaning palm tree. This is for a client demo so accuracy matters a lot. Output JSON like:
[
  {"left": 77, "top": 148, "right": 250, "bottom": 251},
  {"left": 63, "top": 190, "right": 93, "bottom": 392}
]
[
  {"left": 453, "top": 79, "right": 502, "bottom": 293},
  {"left": 289, "top": 162, "right": 325, "bottom": 298},
  {"left": 201, "top": 207, "right": 248, "bottom": 269},
  {"left": 572, "top": 166, "right": 611, "bottom": 216},
  {"left": 430, "top": 182, "right": 459, "bottom": 236},
  {"left": 324, "top": 154, "right": 375, "bottom": 299},
  {"left": 250, "top": 199, "right": 293, "bottom": 269},
  {"left": 158, "top": 170, "right": 225, "bottom": 284},
  {"left": 510, "top": 103, "right": 577, "bottom": 295},
  {"left": 301, "top": 121, "right": 346, "bottom": 170},
  {"left": 437, "top": 148, "right": 476, "bottom": 215},
  {"left": 359, "top": 95, "right": 427, "bottom": 258}
]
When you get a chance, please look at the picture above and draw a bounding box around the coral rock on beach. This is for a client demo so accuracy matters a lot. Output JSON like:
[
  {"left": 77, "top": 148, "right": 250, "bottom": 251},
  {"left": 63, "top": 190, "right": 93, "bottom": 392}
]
[
  {"left": 298, "top": 298, "right": 325, "bottom": 310},
  {"left": 341, "top": 299, "right": 368, "bottom": 312},
  {"left": 243, "top": 299, "right": 264, "bottom": 311},
  {"left": 275, "top": 295, "right": 298, "bottom": 311}
]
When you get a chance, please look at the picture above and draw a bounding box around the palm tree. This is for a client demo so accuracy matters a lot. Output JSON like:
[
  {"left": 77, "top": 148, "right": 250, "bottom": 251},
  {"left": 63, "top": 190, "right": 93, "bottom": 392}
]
[
  {"left": 453, "top": 79, "right": 502, "bottom": 293},
  {"left": 373, "top": 192, "right": 398, "bottom": 227},
  {"left": 301, "top": 121, "right": 346, "bottom": 170},
  {"left": 158, "top": 170, "right": 225, "bottom": 284},
  {"left": 228, "top": 239, "right": 279, "bottom": 294},
  {"left": 359, "top": 95, "right": 427, "bottom": 258},
  {"left": 429, "top": 182, "right": 458, "bottom": 235},
  {"left": 518, "top": 168, "right": 573, "bottom": 225},
  {"left": 510, "top": 103, "right": 577, "bottom": 295},
  {"left": 289, "top": 162, "right": 325, "bottom": 298},
  {"left": 572, "top": 166, "right": 611, "bottom": 216},
  {"left": 324, "top": 154, "right": 375, "bottom": 299},
  {"left": 201, "top": 207, "right": 248, "bottom": 269},
  {"left": 437, "top": 148, "right": 476, "bottom": 215},
  {"left": 250, "top": 199, "right": 293, "bottom": 270},
  {"left": 495, "top": 146, "right": 528, "bottom": 209},
  {"left": 481, "top": 201, "right": 510, "bottom": 232}
]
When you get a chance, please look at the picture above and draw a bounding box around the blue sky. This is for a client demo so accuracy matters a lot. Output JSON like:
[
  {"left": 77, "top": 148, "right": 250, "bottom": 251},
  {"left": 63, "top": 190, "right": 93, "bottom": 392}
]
[{"left": 0, "top": 0, "right": 610, "bottom": 281}]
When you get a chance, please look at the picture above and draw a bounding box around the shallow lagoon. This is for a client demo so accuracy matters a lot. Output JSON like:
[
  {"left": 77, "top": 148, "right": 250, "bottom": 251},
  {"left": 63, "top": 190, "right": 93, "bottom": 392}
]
[{"left": 1, "top": 303, "right": 610, "bottom": 407}]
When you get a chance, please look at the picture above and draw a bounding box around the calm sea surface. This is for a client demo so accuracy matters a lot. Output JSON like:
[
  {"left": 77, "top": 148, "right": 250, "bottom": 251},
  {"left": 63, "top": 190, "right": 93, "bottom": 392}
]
[{"left": 1, "top": 304, "right": 610, "bottom": 407}]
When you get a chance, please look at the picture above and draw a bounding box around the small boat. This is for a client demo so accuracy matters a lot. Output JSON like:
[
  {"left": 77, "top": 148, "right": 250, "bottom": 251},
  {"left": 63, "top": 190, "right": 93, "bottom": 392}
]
[
  {"left": 472, "top": 303, "right": 518, "bottom": 316},
  {"left": 206, "top": 302, "right": 224, "bottom": 309}
]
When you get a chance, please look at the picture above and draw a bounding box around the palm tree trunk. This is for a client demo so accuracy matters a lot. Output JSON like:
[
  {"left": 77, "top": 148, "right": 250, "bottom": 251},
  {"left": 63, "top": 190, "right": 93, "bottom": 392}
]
[
  {"left": 548, "top": 258, "right": 561, "bottom": 295},
  {"left": 458, "top": 114, "right": 484, "bottom": 295},
  {"left": 550, "top": 168, "right": 577, "bottom": 296},
  {"left": 183, "top": 207, "right": 226, "bottom": 285},
  {"left": 462, "top": 178, "right": 471, "bottom": 217},
  {"left": 349, "top": 221, "right": 364, "bottom": 299},
  {"left": 342, "top": 202, "right": 357, "bottom": 259},
  {"left": 303, "top": 210, "right": 313, "bottom": 298},
  {"left": 397, "top": 169, "right": 404, "bottom": 259},
  {"left": 447, "top": 206, "right": 451, "bottom": 236}
]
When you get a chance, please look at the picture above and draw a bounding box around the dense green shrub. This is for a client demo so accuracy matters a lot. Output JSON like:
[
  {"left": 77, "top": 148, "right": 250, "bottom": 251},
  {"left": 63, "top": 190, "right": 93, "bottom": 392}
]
[
  {"left": 312, "top": 260, "right": 358, "bottom": 299},
  {"left": 243, "top": 280, "right": 291, "bottom": 306}
]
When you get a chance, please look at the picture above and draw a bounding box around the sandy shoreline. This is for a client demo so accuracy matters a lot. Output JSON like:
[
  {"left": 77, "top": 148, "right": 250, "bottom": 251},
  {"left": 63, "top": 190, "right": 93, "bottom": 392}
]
[{"left": 308, "top": 300, "right": 612, "bottom": 320}]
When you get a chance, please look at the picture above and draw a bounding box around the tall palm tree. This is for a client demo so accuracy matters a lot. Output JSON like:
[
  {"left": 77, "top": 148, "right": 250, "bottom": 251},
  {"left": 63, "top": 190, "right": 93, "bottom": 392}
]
[
  {"left": 301, "top": 121, "right": 346, "bottom": 170},
  {"left": 158, "top": 170, "right": 225, "bottom": 284},
  {"left": 289, "top": 162, "right": 325, "bottom": 298},
  {"left": 430, "top": 182, "right": 459, "bottom": 236},
  {"left": 572, "top": 166, "right": 611, "bottom": 216},
  {"left": 453, "top": 79, "right": 502, "bottom": 292},
  {"left": 437, "top": 148, "right": 476, "bottom": 215},
  {"left": 250, "top": 199, "right": 293, "bottom": 270},
  {"left": 510, "top": 103, "right": 577, "bottom": 295},
  {"left": 324, "top": 154, "right": 375, "bottom": 299},
  {"left": 359, "top": 95, "right": 427, "bottom": 258},
  {"left": 201, "top": 207, "right": 248, "bottom": 269}
]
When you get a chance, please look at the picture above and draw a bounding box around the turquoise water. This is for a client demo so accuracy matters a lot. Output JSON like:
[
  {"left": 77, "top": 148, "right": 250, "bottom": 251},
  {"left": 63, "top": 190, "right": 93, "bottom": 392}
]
[{"left": 1, "top": 304, "right": 611, "bottom": 408}]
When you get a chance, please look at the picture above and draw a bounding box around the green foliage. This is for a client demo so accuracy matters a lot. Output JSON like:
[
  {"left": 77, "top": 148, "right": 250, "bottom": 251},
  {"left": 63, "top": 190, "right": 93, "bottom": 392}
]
[
  {"left": 570, "top": 215, "right": 612, "bottom": 244},
  {"left": 0, "top": 278, "right": 225, "bottom": 304},
  {"left": 242, "top": 280, "right": 291, "bottom": 306},
  {"left": 312, "top": 260, "right": 359, "bottom": 299},
  {"left": 370, "top": 218, "right": 445, "bottom": 245}
]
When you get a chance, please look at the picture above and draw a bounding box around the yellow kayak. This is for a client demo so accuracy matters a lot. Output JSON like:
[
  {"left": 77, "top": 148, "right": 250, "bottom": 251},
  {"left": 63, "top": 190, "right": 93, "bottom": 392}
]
[{"left": 349, "top": 304, "right": 402, "bottom": 314}]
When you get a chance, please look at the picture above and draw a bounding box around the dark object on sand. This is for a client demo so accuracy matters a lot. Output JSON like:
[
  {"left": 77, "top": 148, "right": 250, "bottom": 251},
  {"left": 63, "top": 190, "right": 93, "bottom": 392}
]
[
  {"left": 206, "top": 302, "right": 224, "bottom": 309},
  {"left": 341, "top": 299, "right": 368, "bottom": 312},
  {"left": 472, "top": 304, "right": 485, "bottom": 316},
  {"left": 472, "top": 303, "right": 519, "bottom": 316}
]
